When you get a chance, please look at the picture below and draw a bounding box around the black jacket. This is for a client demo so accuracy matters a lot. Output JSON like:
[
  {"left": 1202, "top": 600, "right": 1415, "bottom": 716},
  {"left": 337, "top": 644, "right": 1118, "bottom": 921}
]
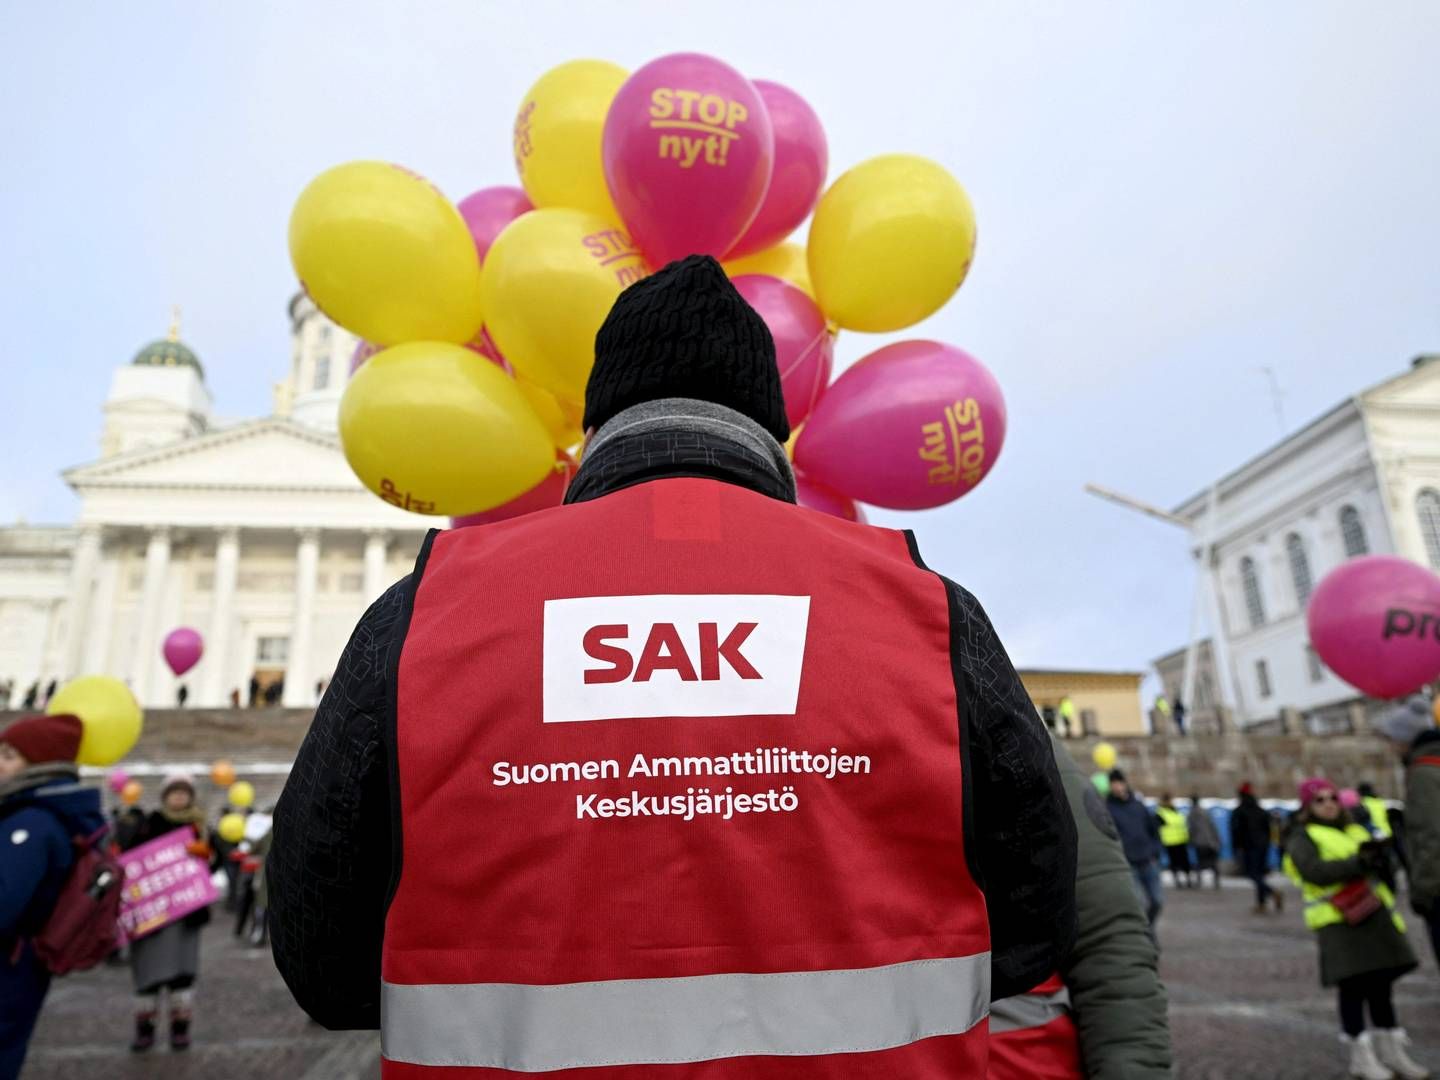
[
  {"left": 269, "top": 421, "right": 1078, "bottom": 1029},
  {"left": 1106, "top": 793, "right": 1160, "bottom": 866},
  {"left": 1230, "top": 795, "right": 1272, "bottom": 853}
]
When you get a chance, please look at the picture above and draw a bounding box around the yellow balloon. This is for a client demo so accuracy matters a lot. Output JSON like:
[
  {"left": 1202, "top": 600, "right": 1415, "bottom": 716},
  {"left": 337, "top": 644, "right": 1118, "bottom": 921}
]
[
  {"left": 481, "top": 208, "right": 650, "bottom": 406},
  {"left": 723, "top": 242, "right": 815, "bottom": 301},
  {"left": 48, "top": 676, "right": 142, "bottom": 767},
  {"left": 341, "top": 342, "right": 554, "bottom": 516},
  {"left": 289, "top": 161, "right": 484, "bottom": 346},
  {"left": 218, "top": 813, "right": 246, "bottom": 844},
  {"left": 807, "top": 154, "right": 976, "bottom": 332},
  {"left": 515, "top": 378, "right": 584, "bottom": 450},
  {"left": 1092, "top": 742, "right": 1117, "bottom": 772},
  {"left": 228, "top": 781, "right": 255, "bottom": 809},
  {"left": 514, "top": 59, "right": 628, "bottom": 221}
]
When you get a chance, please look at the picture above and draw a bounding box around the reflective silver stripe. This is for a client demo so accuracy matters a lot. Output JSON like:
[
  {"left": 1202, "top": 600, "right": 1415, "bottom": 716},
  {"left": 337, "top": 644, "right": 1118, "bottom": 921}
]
[
  {"left": 989, "top": 987, "right": 1072, "bottom": 1034},
  {"left": 382, "top": 953, "right": 990, "bottom": 1071}
]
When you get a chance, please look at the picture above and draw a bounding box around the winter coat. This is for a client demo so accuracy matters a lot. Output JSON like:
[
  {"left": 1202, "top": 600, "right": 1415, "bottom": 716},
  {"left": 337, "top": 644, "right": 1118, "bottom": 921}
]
[
  {"left": 1229, "top": 794, "right": 1272, "bottom": 853},
  {"left": 1283, "top": 820, "right": 1418, "bottom": 987},
  {"left": 1405, "top": 727, "right": 1440, "bottom": 916},
  {"left": 270, "top": 412, "right": 1080, "bottom": 1030},
  {"left": 120, "top": 810, "right": 212, "bottom": 929},
  {"left": 1187, "top": 805, "right": 1222, "bottom": 854},
  {"left": 1106, "top": 792, "right": 1161, "bottom": 866},
  {"left": 1048, "top": 734, "right": 1173, "bottom": 1078}
]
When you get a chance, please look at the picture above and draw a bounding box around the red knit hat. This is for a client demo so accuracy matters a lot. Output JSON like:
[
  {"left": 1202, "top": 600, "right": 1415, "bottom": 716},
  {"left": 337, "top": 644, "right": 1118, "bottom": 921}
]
[
  {"left": 0, "top": 713, "right": 83, "bottom": 765},
  {"left": 1297, "top": 777, "right": 1335, "bottom": 806}
]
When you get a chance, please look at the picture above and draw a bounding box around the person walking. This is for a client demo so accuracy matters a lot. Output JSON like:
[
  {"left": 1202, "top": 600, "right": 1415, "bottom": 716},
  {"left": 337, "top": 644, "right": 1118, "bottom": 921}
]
[
  {"left": 1187, "top": 794, "right": 1223, "bottom": 889},
  {"left": 1232, "top": 782, "right": 1283, "bottom": 914},
  {"left": 0, "top": 713, "right": 103, "bottom": 1078},
  {"left": 1376, "top": 695, "right": 1440, "bottom": 969},
  {"left": 176, "top": 684, "right": 189, "bottom": 709},
  {"left": 1283, "top": 777, "right": 1429, "bottom": 1079},
  {"left": 269, "top": 256, "right": 1078, "bottom": 1074},
  {"left": 20, "top": 682, "right": 38, "bottom": 711},
  {"left": 121, "top": 773, "right": 213, "bottom": 1053},
  {"left": 1057, "top": 695, "right": 1077, "bottom": 738},
  {"left": 1156, "top": 793, "right": 1193, "bottom": 888},
  {"left": 1106, "top": 770, "right": 1163, "bottom": 932}
]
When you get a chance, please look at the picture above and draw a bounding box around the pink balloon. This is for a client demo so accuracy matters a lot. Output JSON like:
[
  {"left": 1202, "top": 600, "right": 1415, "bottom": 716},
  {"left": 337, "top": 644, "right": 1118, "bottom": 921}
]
[
  {"left": 108, "top": 768, "right": 130, "bottom": 794},
  {"left": 732, "top": 275, "right": 833, "bottom": 429},
  {"left": 1338, "top": 788, "right": 1361, "bottom": 809},
  {"left": 450, "top": 455, "right": 574, "bottom": 528},
  {"left": 726, "top": 80, "right": 827, "bottom": 259},
  {"left": 457, "top": 186, "right": 533, "bottom": 265},
  {"left": 162, "top": 627, "right": 204, "bottom": 676},
  {"left": 1308, "top": 555, "right": 1440, "bottom": 698},
  {"left": 795, "top": 472, "right": 866, "bottom": 523},
  {"left": 603, "top": 53, "right": 774, "bottom": 267},
  {"left": 350, "top": 340, "right": 381, "bottom": 376},
  {"left": 794, "top": 341, "right": 1006, "bottom": 511}
]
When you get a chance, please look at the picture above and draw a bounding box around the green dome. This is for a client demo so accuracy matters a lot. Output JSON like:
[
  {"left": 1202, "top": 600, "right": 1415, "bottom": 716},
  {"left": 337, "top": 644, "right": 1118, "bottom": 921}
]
[{"left": 133, "top": 338, "right": 203, "bottom": 377}]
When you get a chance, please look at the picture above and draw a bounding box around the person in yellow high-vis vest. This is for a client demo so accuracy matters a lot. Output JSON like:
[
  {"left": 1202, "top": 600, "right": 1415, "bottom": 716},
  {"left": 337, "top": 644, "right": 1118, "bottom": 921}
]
[
  {"left": 1357, "top": 782, "right": 1393, "bottom": 839},
  {"left": 1156, "top": 793, "right": 1194, "bottom": 888},
  {"left": 1282, "top": 777, "right": 1428, "bottom": 1079}
]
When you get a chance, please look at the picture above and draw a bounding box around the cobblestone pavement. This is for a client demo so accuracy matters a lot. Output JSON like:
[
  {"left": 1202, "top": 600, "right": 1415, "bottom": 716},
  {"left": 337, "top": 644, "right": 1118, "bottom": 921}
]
[{"left": 20, "top": 878, "right": 1440, "bottom": 1078}]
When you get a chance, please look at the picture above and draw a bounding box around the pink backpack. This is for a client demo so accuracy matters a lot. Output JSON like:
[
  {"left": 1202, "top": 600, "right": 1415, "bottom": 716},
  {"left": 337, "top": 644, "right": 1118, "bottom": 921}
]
[{"left": 31, "top": 827, "right": 124, "bottom": 975}]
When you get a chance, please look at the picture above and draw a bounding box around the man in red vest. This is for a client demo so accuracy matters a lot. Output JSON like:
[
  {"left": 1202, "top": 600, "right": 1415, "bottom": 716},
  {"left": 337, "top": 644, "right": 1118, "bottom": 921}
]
[{"left": 270, "top": 255, "right": 1078, "bottom": 1076}]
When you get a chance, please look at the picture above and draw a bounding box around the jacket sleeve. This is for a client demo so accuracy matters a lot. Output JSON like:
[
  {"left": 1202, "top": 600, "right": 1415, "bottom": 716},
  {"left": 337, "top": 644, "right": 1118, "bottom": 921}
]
[
  {"left": 269, "top": 576, "right": 412, "bottom": 1029},
  {"left": 942, "top": 578, "right": 1078, "bottom": 1000},
  {"left": 1406, "top": 761, "right": 1440, "bottom": 913},
  {"left": 1284, "top": 828, "right": 1365, "bottom": 886},
  {"left": 1048, "top": 733, "right": 1173, "bottom": 1079},
  {"left": 0, "top": 807, "right": 68, "bottom": 936}
]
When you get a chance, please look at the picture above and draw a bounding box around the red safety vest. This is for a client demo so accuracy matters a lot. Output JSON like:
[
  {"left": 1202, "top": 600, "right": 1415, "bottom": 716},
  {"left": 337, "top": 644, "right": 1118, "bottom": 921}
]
[
  {"left": 382, "top": 477, "right": 991, "bottom": 1077},
  {"left": 988, "top": 974, "right": 1083, "bottom": 1080}
]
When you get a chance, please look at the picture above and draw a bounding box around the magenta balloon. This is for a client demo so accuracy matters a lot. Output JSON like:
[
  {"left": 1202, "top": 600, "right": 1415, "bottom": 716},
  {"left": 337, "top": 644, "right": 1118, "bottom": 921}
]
[
  {"left": 162, "top": 627, "right": 204, "bottom": 676},
  {"left": 732, "top": 274, "right": 833, "bottom": 429},
  {"left": 107, "top": 768, "right": 130, "bottom": 794},
  {"left": 603, "top": 53, "right": 773, "bottom": 267},
  {"left": 726, "top": 80, "right": 827, "bottom": 259},
  {"left": 1307, "top": 555, "right": 1440, "bottom": 698},
  {"left": 350, "top": 340, "right": 382, "bottom": 376},
  {"left": 456, "top": 186, "right": 533, "bottom": 266},
  {"left": 793, "top": 340, "right": 1006, "bottom": 511},
  {"left": 450, "top": 456, "right": 573, "bottom": 528},
  {"left": 795, "top": 473, "right": 866, "bottom": 524}
]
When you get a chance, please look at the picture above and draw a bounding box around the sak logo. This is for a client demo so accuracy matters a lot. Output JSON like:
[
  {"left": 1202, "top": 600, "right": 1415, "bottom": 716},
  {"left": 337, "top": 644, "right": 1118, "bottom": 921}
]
[{"left": 542, "top": 594, "right": 811, "bottom": 723}]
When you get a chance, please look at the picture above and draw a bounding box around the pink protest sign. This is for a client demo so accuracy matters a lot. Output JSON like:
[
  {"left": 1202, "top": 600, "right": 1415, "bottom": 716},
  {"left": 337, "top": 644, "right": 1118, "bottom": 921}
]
[{"left": 116, "top": 827, "right": 218, "bottom": 942}]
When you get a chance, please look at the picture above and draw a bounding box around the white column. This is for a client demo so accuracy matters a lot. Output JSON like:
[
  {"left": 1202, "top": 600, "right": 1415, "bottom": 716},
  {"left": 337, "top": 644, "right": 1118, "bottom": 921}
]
[
  {"left": 82, "top": 548, "right": 120, "bottom": 675},
  {"left": 62, "top": 527, "right": 102, "bottom": 679},
  {"left": 202, "top": 528, "right": 241, "bottom": 706},
  {"left": 131, "top": 528, "right": 171, "bottom": 705},
  {"left": 282, "top": 529, "right": 320, "bottom": 707},
  {"left": 363, "top": 530, "right": 390, "bottom": 601}
]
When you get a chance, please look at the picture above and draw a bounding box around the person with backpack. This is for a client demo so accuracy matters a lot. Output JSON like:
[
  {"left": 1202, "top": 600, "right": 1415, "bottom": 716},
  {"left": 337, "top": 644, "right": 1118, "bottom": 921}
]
[
  {"left": 120, "top": 773, "right": 214, "bottom": 1053},
  {"left": 0, "top": 713, "right": 104, "bottom": 1078}
]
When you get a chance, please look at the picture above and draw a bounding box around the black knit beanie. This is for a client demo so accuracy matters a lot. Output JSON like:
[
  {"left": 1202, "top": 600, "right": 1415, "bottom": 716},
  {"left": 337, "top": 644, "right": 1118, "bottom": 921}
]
[{"left": 583, "top": 255, "right": 789, "bottom": 443}]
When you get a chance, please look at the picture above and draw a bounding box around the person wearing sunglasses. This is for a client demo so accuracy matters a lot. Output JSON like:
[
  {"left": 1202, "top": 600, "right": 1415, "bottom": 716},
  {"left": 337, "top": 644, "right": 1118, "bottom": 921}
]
[{"left": 1282, "top": 777, "right": 1428, "bottom": 1079}]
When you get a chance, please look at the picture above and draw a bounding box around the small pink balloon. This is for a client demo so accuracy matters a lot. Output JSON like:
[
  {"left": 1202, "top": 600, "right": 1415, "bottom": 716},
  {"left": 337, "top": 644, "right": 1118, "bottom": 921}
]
[
  {"left": 726, "top": 80, "right": 827, "bottom": 259},
  {"left": 450, "top": 455, "right": 574, "bottom": 528},
  {"left": 350, "top": 340, "right": 382, "bottom": 376},
  {"left": 108, "top": 768, "right": 131, "bottom": 795},
  {"left": 1308, "top": 555, "right": 1440, "bottom": 698},
  {"left": 794, "top": 341, "right": 1006, "bottom": 511},
  {"left": 456, "top": 186, "right": 533, "bottom": 265},
  {"left": 795, "top": 473, "right": 866, "bottom": 523},
  {"left": 732, "top": 275, "right": 833, "bottom": 429},
  {"left": 1338, "top": 788, "right": 1361, "bottom": 809},
  {"left": 162, "top": 627, "right": 204, "bottom": 676},
  {"left": 603, "top": 53, "right": 774, "bottom": 267}
]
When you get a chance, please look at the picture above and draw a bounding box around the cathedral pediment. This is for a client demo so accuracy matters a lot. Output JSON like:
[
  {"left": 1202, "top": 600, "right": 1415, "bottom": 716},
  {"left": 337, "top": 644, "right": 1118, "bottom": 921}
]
[{"left": 64, "top": 418, "right": 360, "bottom": 492}]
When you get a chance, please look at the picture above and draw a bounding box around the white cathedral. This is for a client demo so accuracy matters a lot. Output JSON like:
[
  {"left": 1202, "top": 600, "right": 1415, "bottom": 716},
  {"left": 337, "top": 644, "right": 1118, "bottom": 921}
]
[{"left": 0, "top": 297, "right": 429, "bottom": 710}]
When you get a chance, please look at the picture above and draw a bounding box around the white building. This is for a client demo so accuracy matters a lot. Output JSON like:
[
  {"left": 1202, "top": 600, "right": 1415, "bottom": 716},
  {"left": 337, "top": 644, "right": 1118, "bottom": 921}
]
[
  {"left": 1171, "top": 355, "right": 1440, "bottom": 728},
  {"left": 0, "top": 299, "right": 429, "bottom": 709}
]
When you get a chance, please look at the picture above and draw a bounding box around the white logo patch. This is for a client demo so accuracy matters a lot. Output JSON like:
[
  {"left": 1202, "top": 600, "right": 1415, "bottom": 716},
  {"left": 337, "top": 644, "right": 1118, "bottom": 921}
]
[
  {"left": 11, "top": 829, "right": 29, "bottom": 845},
  {"left": 543, "top": 594, "right": 811, "bottom": 724}
]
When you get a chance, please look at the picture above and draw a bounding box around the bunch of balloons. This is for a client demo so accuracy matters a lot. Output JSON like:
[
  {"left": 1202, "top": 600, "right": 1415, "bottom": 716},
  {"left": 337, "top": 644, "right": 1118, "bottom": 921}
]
[
  {"left": 1308, "top": 555, "right": 1440, "bottom": 699},
  {"left": 290, "top": 52, "right": 1004, "bottom": 524},
  {"left": 1090, "top": 742, "right": 1118, "bottom": 795}
]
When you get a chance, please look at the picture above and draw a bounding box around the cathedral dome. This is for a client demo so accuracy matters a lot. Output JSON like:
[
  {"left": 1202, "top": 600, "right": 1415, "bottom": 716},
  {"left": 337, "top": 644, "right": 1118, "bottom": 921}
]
[{"left": 132, "top": 338, "right": 203, "bottom": 377}]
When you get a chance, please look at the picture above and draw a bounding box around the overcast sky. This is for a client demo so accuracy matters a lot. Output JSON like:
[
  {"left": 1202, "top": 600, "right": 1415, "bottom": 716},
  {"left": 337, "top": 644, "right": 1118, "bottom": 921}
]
[{"left": 3, "top": 1, "right": 1437, "bottom": 681}]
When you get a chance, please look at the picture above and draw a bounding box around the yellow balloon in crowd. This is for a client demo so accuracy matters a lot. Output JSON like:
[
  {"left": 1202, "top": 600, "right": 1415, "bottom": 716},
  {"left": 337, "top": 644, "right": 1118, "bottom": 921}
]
[
  {"left": 1091, "top": 742, "right": 1117, "bottom": 772},
  {"left": 516, "top": 378, "right": 585, "bottom": 450},
  {"left": 514, "top": 59, "right": 628, "bottom": 222},
  {"left": 218, "top": 813, "right": 247, "bottom": 844},
  {"left": 48, "top": 676, "right": 142, "bottom": 767},
  {"left": 289, "top": 161, "right": 485, "bottom": 346},
  {"left": 228, "top": 780, "right": 255, "bottom": 809},
  {"left": 481, "top": 208, "right": 650, "bottom": 406},
  {"left": 723, "top": 242, "right": 815, "bottom": 301},
  {"left": 210, "top": 760, "right": 236, "bottom": 788},
  {"left": 340, "top": 342, "right": 555, "bottom": 516},
  {"left": 807, "top": 154, "right": 976, "bottom": 333},
  {"left": 120, "top": 780, "right": 143, "bottom": 806}
]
